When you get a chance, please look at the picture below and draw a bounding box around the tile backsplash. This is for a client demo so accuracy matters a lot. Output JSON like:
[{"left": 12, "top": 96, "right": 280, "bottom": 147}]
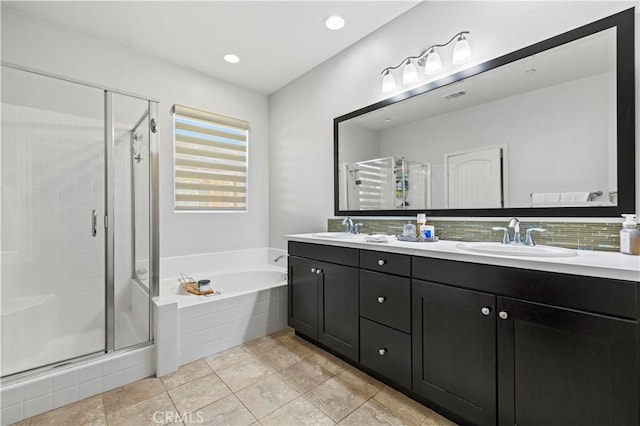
[{"left": 328, "top": 218, "right": 622, "bottom": 252}]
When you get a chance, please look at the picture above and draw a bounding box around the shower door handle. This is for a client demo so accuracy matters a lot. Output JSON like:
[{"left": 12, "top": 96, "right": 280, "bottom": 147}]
[{"left": 92, "top": 210, "right": 97, "bottom": 237}]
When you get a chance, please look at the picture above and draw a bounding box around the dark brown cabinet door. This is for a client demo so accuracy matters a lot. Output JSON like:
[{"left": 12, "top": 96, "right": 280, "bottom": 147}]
[
  {"left": 318, "top": 262, "right": 359, "bottom": 361},
  {"left": 288, "top": 256, "right": 318, "bottom": 340},
  {"left": 412, "top": 280, "right": 497, "bottom": 426},
  {"left": 497, "top": 297, "right": 638, "bottom": 426}
]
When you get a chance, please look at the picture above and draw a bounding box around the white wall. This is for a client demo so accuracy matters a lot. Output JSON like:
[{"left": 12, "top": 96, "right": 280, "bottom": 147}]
[
  {"left": 269, "top": 1, "right": 639, "bottom": 249},
  {"left": 1, "top": 8, "right": 270, "bottom": 258}
]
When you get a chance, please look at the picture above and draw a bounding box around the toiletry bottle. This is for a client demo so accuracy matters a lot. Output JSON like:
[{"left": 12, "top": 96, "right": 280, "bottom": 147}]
[
  {"left": 417, "top": 213, "right": 426, "bottom": 237},
  {"left": 620, "top": 214, "right": 640, "bottom": 255}
]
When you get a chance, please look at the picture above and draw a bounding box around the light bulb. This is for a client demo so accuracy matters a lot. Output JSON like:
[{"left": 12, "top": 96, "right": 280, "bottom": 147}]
[
  {"left": 382, "top": 71, "right": 396, "bottom": 93},
  {"left": 402, "top": 60, "right": 418, "bottom": 85},
  {"left": 424, "top": 49, "right": 442, "bottom": 75},
  {"left": 452, "top": 35, "right": 471, "bottom": 64}
]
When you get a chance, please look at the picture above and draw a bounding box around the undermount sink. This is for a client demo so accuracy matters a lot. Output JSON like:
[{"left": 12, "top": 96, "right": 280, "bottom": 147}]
[
  {"left": 456, "top": 242, "right": 577, "bottom": 258},
  {"left": 311, "top": 232, "right": 364, "bottom": 239}
]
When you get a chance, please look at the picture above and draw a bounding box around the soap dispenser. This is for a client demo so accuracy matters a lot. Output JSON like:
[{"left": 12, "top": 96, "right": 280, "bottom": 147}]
[{"left": 620, "top": 214, "right": 640, "bottom": 255}]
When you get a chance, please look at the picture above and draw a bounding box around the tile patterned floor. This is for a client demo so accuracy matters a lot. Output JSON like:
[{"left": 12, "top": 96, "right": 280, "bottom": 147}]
[{"left": 15, "top": 328, "right": 457, "bottom": 425}]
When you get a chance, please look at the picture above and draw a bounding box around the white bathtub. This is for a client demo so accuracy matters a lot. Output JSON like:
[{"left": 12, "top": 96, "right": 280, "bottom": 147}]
[
  {"left": 160, "top": 266, "right": 287, "bottom": 307},
  {"left": 155, "top": 249, "right": 289, "bottom": 373}
]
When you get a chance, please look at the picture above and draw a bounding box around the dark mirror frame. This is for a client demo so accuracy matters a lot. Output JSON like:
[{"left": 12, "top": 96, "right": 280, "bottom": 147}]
[{"left": 334, "top": 8, "right": 635, "bottom": 217}]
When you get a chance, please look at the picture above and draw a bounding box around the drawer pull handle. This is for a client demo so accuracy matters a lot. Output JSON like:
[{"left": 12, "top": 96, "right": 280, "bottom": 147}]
[
  {"left": 378, "top": 348, "right": 387, "bottom": 356},
  {"left": 311, "top": 268, "right": 316, "bottom": 273},
  {"left": 377, "top": 296, "right": 386, "bottom": 304},
  {"left": 377, "top": 259, "right": 386, "bottom": 266},
  {"left": 316, "top": 269, "right": 322, "bottom": 275},
  {"left": 481, "top": 307, "right": 491, "bottom": 316},
  {"left": 499, "top": 311, "right": 509, "bottom": 320}
]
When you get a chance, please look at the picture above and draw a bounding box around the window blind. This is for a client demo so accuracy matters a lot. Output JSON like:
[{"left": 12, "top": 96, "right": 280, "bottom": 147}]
[{"left": 173, "top": 105, "right": 249, "bottom": 211}]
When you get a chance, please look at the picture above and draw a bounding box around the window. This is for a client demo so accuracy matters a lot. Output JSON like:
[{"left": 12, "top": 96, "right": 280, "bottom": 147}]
[{"left": 173, "top": 105, "right": 249, "bottom": 211}]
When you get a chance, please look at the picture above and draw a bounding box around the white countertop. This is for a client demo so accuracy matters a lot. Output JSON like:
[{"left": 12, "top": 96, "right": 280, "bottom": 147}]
[{"left": 285, "top": 233, "right": 640, "bottom": 282}]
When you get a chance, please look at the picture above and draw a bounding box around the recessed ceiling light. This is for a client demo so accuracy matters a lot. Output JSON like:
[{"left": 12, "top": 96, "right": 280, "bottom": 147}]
[
  {"left": 223, "top": 54, "right": 240, "bottom": 64},
  {"left": 325, "top": 15, "right": 345, "bottom": 30}
]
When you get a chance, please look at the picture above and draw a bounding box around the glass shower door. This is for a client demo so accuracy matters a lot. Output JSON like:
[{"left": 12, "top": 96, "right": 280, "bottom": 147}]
[{"left": 1, "top": 67, "right": 106, "bottom": 376}]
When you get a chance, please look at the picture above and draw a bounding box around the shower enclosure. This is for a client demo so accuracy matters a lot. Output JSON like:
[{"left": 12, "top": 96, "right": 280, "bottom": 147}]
[
  {"left": 343, "top": 157, "right": 431, "bottom": 210},
  {"left": 0, "top": 65, "right": 159, "bottom": 379}
]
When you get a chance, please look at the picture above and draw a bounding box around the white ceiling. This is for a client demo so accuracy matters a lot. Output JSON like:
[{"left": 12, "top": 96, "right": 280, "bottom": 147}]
[{"left": 2, "top": 1, "right": 419, "bottom": 94}]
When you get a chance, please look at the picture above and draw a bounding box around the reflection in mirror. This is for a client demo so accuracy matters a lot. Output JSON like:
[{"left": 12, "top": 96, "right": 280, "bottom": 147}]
[
  {"left": 339, "top": 27, "right": 617, "bottom": 211},
  {"left": 336, "top": 8, "right": 635, "bottom": 217}
]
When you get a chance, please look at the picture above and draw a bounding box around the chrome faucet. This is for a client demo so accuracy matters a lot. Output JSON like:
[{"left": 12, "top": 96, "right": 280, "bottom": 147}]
[
  {"left": 508, "top": 217, "right": 521, "bottom": 244},
  {"left": 342, "top": 216, "right": 354, "bottom": 233},
  {"left": 273, "top": 255, "right": 286, "bottom": 263},
  {"left": 493, "top": 217, "right": 545, "bottom": 246}
]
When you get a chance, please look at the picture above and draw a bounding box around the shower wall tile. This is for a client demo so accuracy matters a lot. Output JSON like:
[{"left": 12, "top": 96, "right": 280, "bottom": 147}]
[
  {"left": 0, "top": 345, "right": 154, "bottom": 425},
  {"left": 52, "top": 371, "right": 77, "bottom": 392},
  {"left": 52, "top": 387, "right": 78, "bottom": 410},
  {"left": 23, "top": 394, "right": 52, "bottom": 419},
  {"left": 77, "top": 379, "right": 102, "bottom": 401},
  {"left": 102, "top": 372, "right": 125, "bottom": 392},
  {"left": 23, "top": 378, "right": 52, "bottom": 400},
  {"left": 0, "top": 385, "right": 23, "bottom": 408},
  {"left": 328, "top": 218, "right": 623, "bottom": 252},
  {"left": 77, "top": 364, "right": 101, "bottom": 384},
  {"left": 0, "top": 403, "right": 23, "bottom": 426}
]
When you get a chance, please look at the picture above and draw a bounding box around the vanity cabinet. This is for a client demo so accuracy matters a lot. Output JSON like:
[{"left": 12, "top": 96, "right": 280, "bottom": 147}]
[
  {"left": 288, "top": 240, "right": 638, "bottom": 426},
  {"left": 288, "top": 256, "right": 319, "bottom": 339},
  {"left": 413, "top": 256, "right": 638, "bottom": 426},
  {"left": 497, "top": 297, "right": 638, "bottom": 426},
  {"left": 288, "top": 242, "right": 359, "bottom": 361},
  {"left": 412, "top": 280, "right": 496, "bottom": 426},
  {"left": 359, "top": 251, "right": 412, "bottom": 388}
]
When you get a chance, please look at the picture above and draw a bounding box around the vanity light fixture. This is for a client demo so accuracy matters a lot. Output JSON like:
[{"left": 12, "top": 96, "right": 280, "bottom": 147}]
[{"left": 381, "top": 31, "right": 471, "bottom": 93}]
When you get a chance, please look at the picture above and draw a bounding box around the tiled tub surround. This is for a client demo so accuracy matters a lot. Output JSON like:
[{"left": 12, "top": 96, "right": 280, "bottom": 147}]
[
  {"left": 328, "top": 218, "right": 624, "bottom": 252},
  {"left": 11, "top": 328, "right": 455, "bottom": 426},
  {"left": 155, "top": 248, "right": 288, "bottom": 377}
]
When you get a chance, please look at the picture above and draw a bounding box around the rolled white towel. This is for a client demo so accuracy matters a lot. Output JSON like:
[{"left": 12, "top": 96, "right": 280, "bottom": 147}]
[
  {"left": 559, "top": 191, "right": 590, "bottom": 202},
  {"left": 531, "top": 192, "right": 560, "bottom": 204}
]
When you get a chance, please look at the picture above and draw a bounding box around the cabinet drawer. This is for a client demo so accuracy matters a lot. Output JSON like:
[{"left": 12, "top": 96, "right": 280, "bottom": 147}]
[
  {"left": 360, "top": 250, "right": 410, "bottom": 277},
  {"left": 360, "top": 318, "right": 411, "bottom": 389},
  {"left": 288, "top": 241, "right": 358, "bottom": 267},
  {"left": 360, "top": 271, "right": 410, "bottom": 333}
]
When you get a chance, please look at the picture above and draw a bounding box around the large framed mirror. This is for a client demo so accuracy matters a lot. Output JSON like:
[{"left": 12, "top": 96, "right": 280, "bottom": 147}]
[{"left": 334, "top": 8, "right": 635, "bottom": 217}]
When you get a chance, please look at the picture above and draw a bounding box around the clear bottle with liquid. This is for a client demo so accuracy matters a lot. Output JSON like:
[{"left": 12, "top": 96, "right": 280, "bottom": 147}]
[{"left": 620, "top": 214, "right": 640, "bottom": 255}]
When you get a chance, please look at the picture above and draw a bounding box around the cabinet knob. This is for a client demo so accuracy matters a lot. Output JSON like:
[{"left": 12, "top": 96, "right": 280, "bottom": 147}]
[
  {"left": 498, "top": 311, "right": 509, "bottom": 320},
  {"left": 378, "top": 348, "right": 387, "bottom": 356},
  {"left": 378, "top": 259, "right": 386, "bottom": 266},
  {"left": 481, "top": 307, "right": 491, "bottom": 316},
  {"left": 377, "top": 296, "right": 386, "bottom": 304},
  {"left": 316, "top": 269, "right": 322, "bottom": 275},
  {"left": 311, "top": 267, "right": 316, "bottom": 273}
]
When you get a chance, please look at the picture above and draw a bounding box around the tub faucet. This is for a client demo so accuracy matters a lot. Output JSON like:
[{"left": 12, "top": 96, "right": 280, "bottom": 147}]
[
  {"left": 342, "top": 216, "right": 354, "bottom": 233},
  {"left": 274, "top": 255, "right": 286, "bottom": 263}
]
